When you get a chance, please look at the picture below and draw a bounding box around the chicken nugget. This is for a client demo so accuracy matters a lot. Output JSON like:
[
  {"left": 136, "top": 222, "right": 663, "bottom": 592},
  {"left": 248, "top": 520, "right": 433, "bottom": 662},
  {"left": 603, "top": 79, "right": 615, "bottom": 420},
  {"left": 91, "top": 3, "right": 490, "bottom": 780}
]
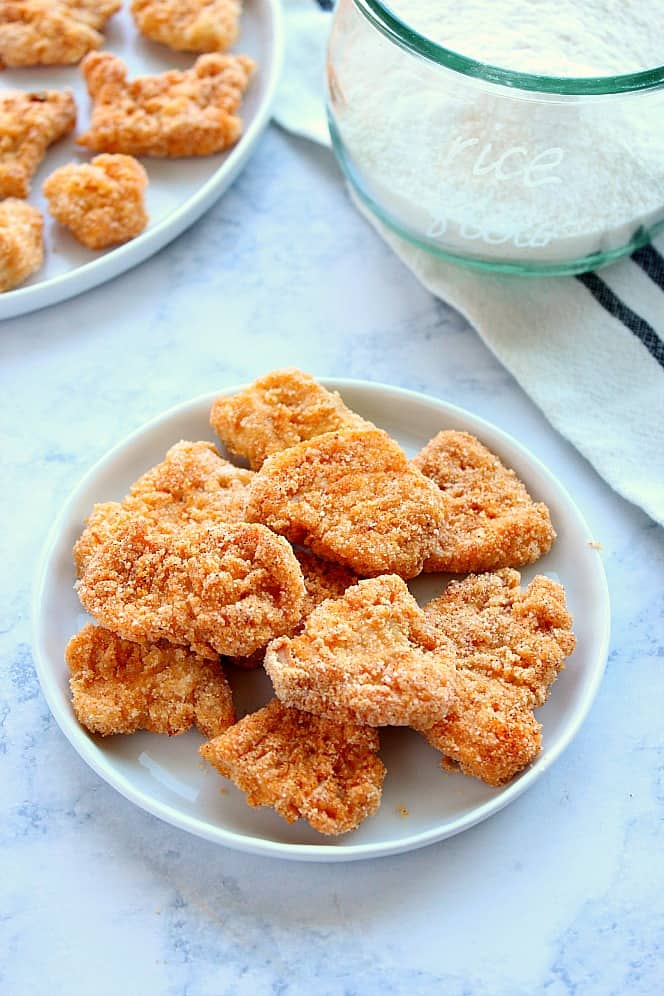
[
  {"left": 210, "top": 369, "right": 370, "bottom": 470},
  {"left": 413, "top": 431, "right": 555, "bottom": 573},
  {"left": 66, "top": 623, "right": 235, "bottom": 738},
  {"left": 0, "top": 89, "right": 76, "bottom": 199},
  {"left": 200, "top": 699, "right": 385, "bottom": 835},
  {"left": 132, "top": 0, "right": 241, "bottom": 54},
  {"left": 73, "top": 440, "right": 253, "bottom": 574},
  {"left": 419, "top": 671, "right": 542, "bottom": 786},
  {"left": 231, "top": 548, "right": 358, "bottom": 669},
  {"left": 63, "top": 0, "right": 121, "bottom": 28},
  {"left": 264, "top": 575, "right": 456, "bottom": 727},
  {"left": 77, "top": 520, "right": 307, "bottom": 659},
  {"left": 77, "top": 51, "right": 255, "bottom": 157},
  {"left": 0, "top": 0, "right": 119, "bottom": 68},
  {"left": 246, "top": 428, "right": 446, "bottom": 578},
  {"left": 44, "top": 154, "right": 148, "bottom": 250},
  {"left": 0, "top": 198, "right": 43, "bottom": 292},
  {"left": 424, "top": 569, "right": 576, "bottom": 706}
]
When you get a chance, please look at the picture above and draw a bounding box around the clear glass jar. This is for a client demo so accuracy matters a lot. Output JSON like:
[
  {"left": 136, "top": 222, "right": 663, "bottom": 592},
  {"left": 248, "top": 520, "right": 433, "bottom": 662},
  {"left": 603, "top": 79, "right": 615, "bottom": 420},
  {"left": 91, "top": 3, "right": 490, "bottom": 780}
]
[{"left": 326, "top": 0, "right": 664, "bottom": 275}]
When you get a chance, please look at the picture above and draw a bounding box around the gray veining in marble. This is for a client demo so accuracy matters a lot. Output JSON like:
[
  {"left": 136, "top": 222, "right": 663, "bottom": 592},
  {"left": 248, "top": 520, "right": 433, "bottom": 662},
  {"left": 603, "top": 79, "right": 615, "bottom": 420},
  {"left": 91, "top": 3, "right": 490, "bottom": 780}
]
[{"left": 1, "top": 127, "right": 662, "bottom": 996}]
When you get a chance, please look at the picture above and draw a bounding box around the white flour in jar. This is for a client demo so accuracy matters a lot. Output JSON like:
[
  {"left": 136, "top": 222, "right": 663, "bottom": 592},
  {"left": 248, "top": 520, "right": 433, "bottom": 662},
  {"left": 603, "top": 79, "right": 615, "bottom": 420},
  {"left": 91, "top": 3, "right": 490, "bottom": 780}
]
[
  {"left": 331, "top": 0, "right": 664, "bottom": 263},
  {"left": 392, "top": 0, "right": 664, "bottom": 77}
]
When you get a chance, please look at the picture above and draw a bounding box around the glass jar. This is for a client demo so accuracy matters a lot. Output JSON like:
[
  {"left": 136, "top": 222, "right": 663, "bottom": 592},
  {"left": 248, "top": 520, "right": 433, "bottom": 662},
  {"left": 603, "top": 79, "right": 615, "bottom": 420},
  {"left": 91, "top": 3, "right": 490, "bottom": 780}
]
[{"left": 326, "top": 0, "right": 664, "bottom": 275}]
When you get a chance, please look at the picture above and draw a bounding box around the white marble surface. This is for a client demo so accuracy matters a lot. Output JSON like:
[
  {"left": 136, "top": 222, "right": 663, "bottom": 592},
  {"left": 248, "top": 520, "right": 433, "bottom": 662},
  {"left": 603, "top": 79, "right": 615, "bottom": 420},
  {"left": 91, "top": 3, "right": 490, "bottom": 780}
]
[{"left": 1, "top": 127, "right": 662, "bottom": 996}]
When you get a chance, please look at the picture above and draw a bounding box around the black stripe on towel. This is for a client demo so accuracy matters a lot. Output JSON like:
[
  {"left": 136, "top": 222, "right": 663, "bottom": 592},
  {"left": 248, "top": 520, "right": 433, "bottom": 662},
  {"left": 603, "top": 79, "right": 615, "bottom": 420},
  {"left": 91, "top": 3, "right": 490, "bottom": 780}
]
[
  {"left": 314, "top": 0, "right": 334, "bottom": 9},
  {"left": 576, "top": 272, "right": 664, "bottom": 369},
  {"left": 632, "top": 245, "right": 664, "bottom": 292}
]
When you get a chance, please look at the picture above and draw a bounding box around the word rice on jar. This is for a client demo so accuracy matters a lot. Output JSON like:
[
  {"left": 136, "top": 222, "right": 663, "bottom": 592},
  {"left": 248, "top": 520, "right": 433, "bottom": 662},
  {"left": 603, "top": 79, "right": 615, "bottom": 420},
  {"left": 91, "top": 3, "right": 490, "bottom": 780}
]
[{"left": 327, "top": 0, "right": 664, "bottom": 274}]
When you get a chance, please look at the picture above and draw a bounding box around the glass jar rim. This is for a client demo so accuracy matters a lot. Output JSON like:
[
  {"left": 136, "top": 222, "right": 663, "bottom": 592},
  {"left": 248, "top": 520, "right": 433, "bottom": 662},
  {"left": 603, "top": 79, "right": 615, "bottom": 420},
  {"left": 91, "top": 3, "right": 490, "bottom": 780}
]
[{"left": 356, "top": 0, "right": 664, "bottom": 95}]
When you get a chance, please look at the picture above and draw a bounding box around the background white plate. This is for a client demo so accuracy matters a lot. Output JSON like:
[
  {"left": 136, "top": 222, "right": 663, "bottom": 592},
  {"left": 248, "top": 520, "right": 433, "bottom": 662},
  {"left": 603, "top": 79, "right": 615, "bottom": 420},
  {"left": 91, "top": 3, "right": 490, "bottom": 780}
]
[
  {"left": 0, "top": 0, "right": 283, "bottom": 320},
  {"left": 32, "top": 380, "right": 610, "bottom": 861}
]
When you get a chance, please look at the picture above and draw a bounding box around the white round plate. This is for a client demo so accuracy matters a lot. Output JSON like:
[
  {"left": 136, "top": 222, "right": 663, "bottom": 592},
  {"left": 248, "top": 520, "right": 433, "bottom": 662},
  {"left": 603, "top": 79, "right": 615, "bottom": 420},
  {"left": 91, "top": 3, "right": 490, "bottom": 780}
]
[
  {"left": 0, "top": 0, "right": 283, "bottom": 320},
  {"left": 33, "top": 380, "right": 610, "bottom": 861}
]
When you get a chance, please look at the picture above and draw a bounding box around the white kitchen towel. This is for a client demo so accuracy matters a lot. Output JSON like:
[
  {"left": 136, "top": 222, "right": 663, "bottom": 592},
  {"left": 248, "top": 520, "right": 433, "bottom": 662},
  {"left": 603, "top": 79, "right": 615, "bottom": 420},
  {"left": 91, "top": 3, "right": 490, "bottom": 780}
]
[{"left": 273, "top": 0, "right": 664, "bottom": 526}]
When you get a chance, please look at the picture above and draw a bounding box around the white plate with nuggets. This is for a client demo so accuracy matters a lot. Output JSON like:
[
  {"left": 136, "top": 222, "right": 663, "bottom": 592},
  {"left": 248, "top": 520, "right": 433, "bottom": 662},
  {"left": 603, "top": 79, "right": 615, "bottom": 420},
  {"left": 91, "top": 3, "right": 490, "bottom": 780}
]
[
  {"left": 33, "top": 380, "right": 610, "bottom": 861},
  {"left": 0, "top": 0, "right": 282, "bottom": 321}
]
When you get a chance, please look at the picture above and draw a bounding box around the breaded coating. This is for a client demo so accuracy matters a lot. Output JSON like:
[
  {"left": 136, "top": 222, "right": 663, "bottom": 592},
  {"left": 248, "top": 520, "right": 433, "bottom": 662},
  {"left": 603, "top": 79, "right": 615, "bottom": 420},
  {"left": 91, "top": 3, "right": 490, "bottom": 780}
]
[
  {"left": 293, "top": 549, "right": 359, "bottom": 616},
  {"left": 419, "top": 671, "right": 542, "bottom": 786},
  {"left": 0, "top": 0, "right": 120, "bottom": 68},
  {"left": 200, "top": 699, "right": 385, "bottom": 835},
  {"left": 0, "top": 89, "right": 76, "bottom": 199},
  {"left": 76, "top": 520, "right": 307, "bottom": 659},
  {"left": 413, "top": 431, "right": 556, "bottom": 573},
  {"left": 246, "top": 429, "right": 446, "bottom": 578},
  {"left": 74, "top": 502, "right": 134, "bottom": 576},
  {"left": 43, "top": 154, "right": 148, "bottom": 250},
  {"left": 424, "top": 569, "right": 576, "bottom": 706},
  {"left": 264, "top": 575, "right": 457, "bottom": 727},
  {"left": 210, "top": 369, "right": 370, "bottom": 470},
  {"left": 77, "top": 51, "right": 255, "bottom": 157},
  {"left": 73, "top": 440, "right": 253, "bottom": 575},
  {"left": 66, "top": 623, "right": 235, "bottom": 738},
  {"left": 132, "top": 0, "right": 241, "bottom": 54},
  {"left": 0, "top": 198, "right": 43, "bottom": 292},
  {"left": 231, "top": 548, "right": 358, "bottom": 669},
  {"left": 65, "top": 0, "right": 123, "bottom": 27},
  {"left": 128, "top": 440, "right": 252, "bottom": 513}
]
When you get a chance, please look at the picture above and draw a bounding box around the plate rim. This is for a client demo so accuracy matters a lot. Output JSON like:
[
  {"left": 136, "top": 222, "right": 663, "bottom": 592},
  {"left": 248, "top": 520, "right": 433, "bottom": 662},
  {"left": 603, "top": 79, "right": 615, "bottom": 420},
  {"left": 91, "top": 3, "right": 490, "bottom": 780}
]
[
  {"left": 31, "top": 379, "right": 611, "bottom": 862},
  {"left": 0, "top": 0, "right": 284, "bottom": 322}
]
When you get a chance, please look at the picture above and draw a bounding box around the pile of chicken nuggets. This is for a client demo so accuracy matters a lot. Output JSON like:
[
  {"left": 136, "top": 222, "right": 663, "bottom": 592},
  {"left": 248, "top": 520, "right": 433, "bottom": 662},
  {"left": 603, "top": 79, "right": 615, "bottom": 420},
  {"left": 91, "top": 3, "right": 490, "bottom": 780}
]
[
  {"left": 0, "top": 0, "right": 254, "bottom": 290},
  {"left": 67, "top": 369, "right": 576, "bottom": 836}
]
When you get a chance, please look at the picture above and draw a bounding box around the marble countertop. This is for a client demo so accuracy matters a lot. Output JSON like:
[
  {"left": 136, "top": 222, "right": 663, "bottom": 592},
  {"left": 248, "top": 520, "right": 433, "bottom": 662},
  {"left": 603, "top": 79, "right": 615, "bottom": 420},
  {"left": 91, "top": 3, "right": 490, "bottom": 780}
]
[{"left": 2, "top": 127, "right": 662, "bottom": 996}]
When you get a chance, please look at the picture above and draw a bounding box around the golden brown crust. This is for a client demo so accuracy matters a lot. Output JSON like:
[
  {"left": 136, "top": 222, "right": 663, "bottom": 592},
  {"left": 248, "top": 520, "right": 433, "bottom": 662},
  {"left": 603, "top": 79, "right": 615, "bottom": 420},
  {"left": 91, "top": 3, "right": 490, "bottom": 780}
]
[
  {"left": 231, "top": 548, "right": 358, "bottom": 669},
  {"left": 264, "top": 575, "right": 457, "bottom": 727},
  {"left": 0, "top": 89, "right": 76, "bottom": 198},
  {"left": 424, "top": 569, "right": 576, "bottom": 706},
  {"left": 413, "top": 431, "right": 555, "bottom": 573},
  {"left": 132, "top": 0, "right": 241, "bottom": 53},
  {"left": 77, "top": 51, "right": 255, "bottom": 157},
  {"left": 293, "top": 548, "right": 359, "bottom": 616},
  {"left": 210, "top": 369, "right": 370, "bottom": 470},
  {"left": 43, "top": 154, "right": 148, "bottom": 250},
  {"left": 66, "top": 623, "right": 235, "bottom": 738},
  {"left": 74, "top": 502, "right": 133, "bottom": 577},
  {"left": 200, "top": 699, "right": 385, "bottom": 835},
  {"left": 65, "top": 0, "right": 121, "bottom": 28},
  {"left": 76, "top": 520, "right": 307, "bottom": 659},
  {"left": 420, "top": 671, "right": 542, "bottom": 786},
  {"left": 73, "top": 440, "right": 253, "bottom": 575},
  {"left": 0, "top": 1, "right": 119, "bottom": 68},
  {"left": 246, "top": 429, "right": 446, "bottom": 578},
  {"left": 0, "top": 198, "right": 43, "bottom": 292}
]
